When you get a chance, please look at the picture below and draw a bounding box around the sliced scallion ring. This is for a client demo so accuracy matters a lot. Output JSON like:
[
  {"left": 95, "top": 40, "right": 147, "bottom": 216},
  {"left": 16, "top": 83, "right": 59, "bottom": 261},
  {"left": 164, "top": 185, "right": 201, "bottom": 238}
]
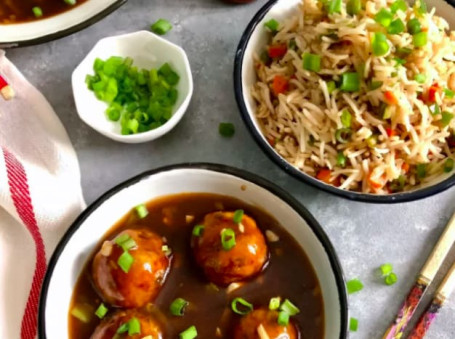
[
  {"left": 170, "top": 298, "right": 189, "bottom": 316},
  {"left": 220, "top": 228, "right": 236, "bottom": 251},
  {"left": 231, "top": 297, "right": 253, "bottom": 315}
]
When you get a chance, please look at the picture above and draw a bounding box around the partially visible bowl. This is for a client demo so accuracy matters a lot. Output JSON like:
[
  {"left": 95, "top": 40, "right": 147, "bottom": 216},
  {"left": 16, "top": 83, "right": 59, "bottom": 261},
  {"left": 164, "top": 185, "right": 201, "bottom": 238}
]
[
  {"left": 234, "top": 0, "right": 455, "bottom": 203},
  {"left": 72, "top": 30, "right": 193, "bottom": 143},
  {"left": 38, "top": 163, "right": 348, "bottom": 339}
]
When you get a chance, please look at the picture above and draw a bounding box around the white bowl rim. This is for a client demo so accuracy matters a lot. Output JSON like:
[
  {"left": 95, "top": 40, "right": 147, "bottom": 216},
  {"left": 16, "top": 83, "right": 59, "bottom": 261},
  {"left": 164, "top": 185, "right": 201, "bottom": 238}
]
[
  {"left": 37, "top": 163, "right": 349, "bottom": 339},
  {"left": 233, "top": 0, "right": 455, "bottom": 204}
]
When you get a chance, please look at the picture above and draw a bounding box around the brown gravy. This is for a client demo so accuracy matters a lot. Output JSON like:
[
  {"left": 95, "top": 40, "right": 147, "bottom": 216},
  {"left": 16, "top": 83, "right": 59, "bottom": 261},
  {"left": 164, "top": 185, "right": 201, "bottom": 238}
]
[
  {"left": 0, "top": 0, "right": 88, "bottom": 24},
  {"left": 69, "top": 193, "right": 325, "bottom": 338}
]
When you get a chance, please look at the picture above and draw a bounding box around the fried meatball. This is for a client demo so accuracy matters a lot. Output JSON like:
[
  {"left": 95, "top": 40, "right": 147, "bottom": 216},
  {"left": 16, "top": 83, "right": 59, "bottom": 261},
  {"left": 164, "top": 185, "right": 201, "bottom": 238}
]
[
  {"left": 233, "top": 308, "right": 298, "bottom": 339},
  {"left": 92, "top": 229, "right": 171, "bottom": 308},
  {"left": 91, "top": 309, "right": 163, "bottom": 339},
  {"left": 192, "top": 211, "right": 268, "bottom": 285}
]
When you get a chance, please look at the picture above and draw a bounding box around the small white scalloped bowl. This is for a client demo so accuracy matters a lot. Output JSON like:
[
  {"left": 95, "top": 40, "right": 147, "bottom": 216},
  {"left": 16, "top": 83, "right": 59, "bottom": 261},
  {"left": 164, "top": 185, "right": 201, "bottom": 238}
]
[{"left": 72, "top": 31, "right": 193, "bottom": 143}]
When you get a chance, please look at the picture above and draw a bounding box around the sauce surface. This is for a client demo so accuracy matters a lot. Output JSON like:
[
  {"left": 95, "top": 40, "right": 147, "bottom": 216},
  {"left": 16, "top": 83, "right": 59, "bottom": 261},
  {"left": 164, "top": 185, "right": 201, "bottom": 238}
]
[
  {"left": 0, "top": 0, "right": 88, "bottom": 24},
  {"left": 69, "top": 193, "right": 325, "bottom": 338}
]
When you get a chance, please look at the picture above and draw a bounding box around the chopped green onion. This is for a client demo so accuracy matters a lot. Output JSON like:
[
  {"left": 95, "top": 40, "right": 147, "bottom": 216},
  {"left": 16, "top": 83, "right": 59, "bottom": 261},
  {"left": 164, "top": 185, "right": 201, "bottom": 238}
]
[
  {"left": 396, "top": 47, "right": 413, "bottom": 56},
  {"left": 221, "top": 228, "right": 236, "bottom": 251},
  {"left": 219, "top": 122, "right": 235, "bottom": 137},
  {"left": 391, "top": 0, "right": 407, "bottom": 13},
  {"left": 327, "top": 0, "right": 342, "bottom": 14},
  {"left": 115, "top": 234, "right": 137, "bottom": 251},
  {"left": 347, "top": 0, "right": 361, "bottom": 15},
  {"left": 335, "top": 128, "right": 353, "bottom": 143},
  {"left": 389, "top": 175, "right": 405, "bottom": 192},
  {"left": 135, "top": 204, "right": 148, "bottom": 218},
  {"left": 413, "top": 31, "right": 428, "bottom": 47},
  {"left": 170, "top": 298, "right": 189, "bottom": 316},
  {"left": 340, "top": 72, "right": 360, "bottom": 92},
  {"left": 383, "top": 106, "right": 393, "bottom": 119},
  {"left": 444, "top": 88, "right": 455, "bottom": 98},
  {"left": 327, "top": 80, "right": 336, "bottom": 94},
  {"left": 350, "top": 317, "right": 359, "bottom": 331},
  {"left": 440, "top": 112, "right": 454, "bottom": 127},
  {"left": 162, "top": 245, "right": 172, "bottom": 256},
  {"left": 277, "top": 311, "right": 290, "bottom": 326},
  {"left": 346, "top": 278, "right": 364, "bottom": 294},
  {"left": 430, "top": 103, "right": 440, "bottom": 116},
  {"left": 371, "top": 32, "right": 390, "bottom": 56},
  {"left": 444, "top": 158, "right": 454, "bottom": 172},
  {"left": 269, "top": 297, "right": 281, "bottom": 310},
  {"left": 118, "top": 251, "right": 134, "bottom": 273},
  {"left": 179, "top": 326, "right": 197, "bottom": 339},
  {"left": 416, "top": 164, "right": 427, "bottom": 178},
  {"left": 415, "top": 74, "right": 426, "bottom": 84},
  {"left": 366, "top": 135, "right": 378, "bottom": 148},
  {"left": 32, "top": 7, "right": 43, "bottom": 17},
  {"left": 151, "top": 19, "right": 173, "bottom": 35},
  {"left": 385, "top": 272, "right": 398, "bottom": 285},
  {"left": 288, "top": 39, "right": 297, "bottom": 50},
  {"left": 117, "top": 322, "right": 129, "bottom": 334},
  {"left": 407, "top": 18, "right": 422, "bottom": 35},
  {"left": 388, "top": 19, "right": 405, "bottom": 35},
  {"left": 370, "top": 80, "right": 383, "bottom": 90},
  {"left": 280, "top": 299, "right": 300, "bottom": 316},
  {"left": 337, "top": 152, "right": 347, "bottom": 167},
  {"left": 341, "top": 110, "right": 352, "bottom": 128},
  {"left": 416, "top": 0, "right": 427, "bottom": 15},
  {"left": 192, "top": 225, "right": 205, "bottom": 237},
  {"left": 380, "top": 263, "right": 393, "bottom": 276},
  {"left": 70, "top": 305, "right": 91, "bottom": 323},
  {"left": 128, "top": 317, "right": 141, "bottom": 335},
  {"left": 233, "top": 209, "right": 244, "bottom": 223},
  {"left": 374, "top": 9, "right": 394, "bottom": 27},
  {"left": 303, "top": 53, "right": 321, "bottom": 72},
  {"left": 393, "top": 57, "right": 406, "bottom": 66},
  {"left": 231, "top": 297, "right": 254, "bottom": 315},
  {"left": 64, "top": 0, "right": 76, "bottom": 5},
  {"left": 95, "top": 303, "right": 108, "bottom": 319},
  {"left": 264, "top": 19, "right": 279, "bottom": 32}
]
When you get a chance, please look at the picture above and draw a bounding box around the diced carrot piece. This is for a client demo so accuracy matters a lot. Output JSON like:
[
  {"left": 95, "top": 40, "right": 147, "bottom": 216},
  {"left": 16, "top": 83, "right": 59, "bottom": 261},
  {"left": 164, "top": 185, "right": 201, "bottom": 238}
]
[
  {"left": 384, "top": 91, "right": 398, "bottom": 105},
  {"left": 272, "top": 75, "right": 289, "bottom": 96},
  {"left": 268, "top": 44, "right": 288, "bottom": 58},
  {"left": 427, "top": 83, "right": 440, "bottom": 103},
  {"left": 402, "top": 162, "right": 410, "bottom": 173},
  {"left": 316, "top": 169, "right": 332, "bottom": 184},
  {"left": 386, "top": 128, "right": 396, "bottom": 137},
  {"left": 267, "top": 137, "right": 276, "bottom": 147},
  {"left": 368, "top": 173, "right": 386, "bottom": 190}
]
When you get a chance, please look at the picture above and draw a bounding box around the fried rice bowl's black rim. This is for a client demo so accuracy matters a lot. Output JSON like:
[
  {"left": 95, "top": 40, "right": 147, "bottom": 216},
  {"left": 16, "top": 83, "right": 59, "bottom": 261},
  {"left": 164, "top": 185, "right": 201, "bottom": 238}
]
[
  {"left": 0, "top": 0, "right": 127, "bottom": 48},
  {"left": 234, "top": 0, "right": 455, "bottom": 204},
  {"left": 38, "top": 163, "right": 348, "bottom": 339}
]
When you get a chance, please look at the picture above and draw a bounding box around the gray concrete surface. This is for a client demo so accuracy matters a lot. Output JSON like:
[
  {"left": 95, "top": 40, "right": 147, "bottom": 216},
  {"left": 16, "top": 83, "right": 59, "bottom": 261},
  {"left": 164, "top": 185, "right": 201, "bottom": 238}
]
[{"left": 5, "top": 0, "right": 455, "bottom": 337}]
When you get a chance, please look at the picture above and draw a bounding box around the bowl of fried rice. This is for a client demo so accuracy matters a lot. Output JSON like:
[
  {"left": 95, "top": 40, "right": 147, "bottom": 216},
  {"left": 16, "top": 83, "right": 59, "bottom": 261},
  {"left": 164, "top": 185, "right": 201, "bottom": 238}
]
[{"left": 234, "top": 0, "right": 455, "bottom": 202}]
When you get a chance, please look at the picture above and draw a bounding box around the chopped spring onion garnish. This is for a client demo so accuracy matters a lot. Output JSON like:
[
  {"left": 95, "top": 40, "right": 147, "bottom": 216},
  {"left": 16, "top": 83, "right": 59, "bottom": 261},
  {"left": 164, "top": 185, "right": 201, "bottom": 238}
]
[
  {"left": 32, "top": 7, "right": 43, "bottom": 17},
  {"left": 117, "top": 322, "right": 129, "bottom": 334},
  {"left": 64, "top": 0, "right": 77, "bottom": 5},
  {"left": 118, "top": 250, "right": 134, "bottom": 273},
  {"left": 346, "top": 279, "right": 364, "bottom": 294},
  {"left": 302, "top": 53, "right": 321, "bottom": 72},
  {"left": 341, "top": 110, "right": 352, "bottom": 128},
  {"left": 70, "top": 305, "right": 91, "bottom": 323},
  {"left": 128, "top": 317, "right": 141, "bottom": 335},
  {"left": 337, "top": 152, "right": 347, "bottom": 167},
  {"left": 347, "top": 0, "right": 361, "bottom": 15},
  {"left": 366, "top": 135, "right": 377, "bottom": 148},
  {"left": 340, "top": 72, "right": 360, "bottom": 92},
  {"left": 264, "top": 19, "right": 279, "bottom": 32},
  {"left": 430, "top": 103, "right": 440, "bottom": 116},
  {"left": 444, "top": 88, "right": 455, "bottom": 98},
  {"left": 385, "top": 272, "right": 398, "bottom": 285},
  {"left": 327, "top": 80, "right": 336, "bottom": 94},
  {"left": 269, "top": 297, "right": 281, "bottom": 310},
  {"left": 277, "top": 311, "right": 290, "bottom": 326},
  {"left": 231, "top": 297, "right": 254, "bottom": 315},
  {"left": 393, "top": 58, "right": 406, "bottom": 66},
  {"left": 390, "top": 0, "right": 407, "bottom": 13},
  {"left": 371, "top": 32, "right": 389, "bottom": 56},
  {"left": 416, "top": 0, "right": 427, "bottom": 15},
  {"left": 233, "top": 209, "right": 244, "bottom": 223},
  {"left": 407, "top": 18, "right": 422, "bottom": 35},
  {"left": 327, "top": 0, "right": 342, "bottom": 14},
  {"left": 219, "top": 122, "right": 235, "bottom": 137},
  {"left": 416, "top": 164, "right": 427, "bottom": 178},
  {"left": 444, "top": 158, "right": 454, "bottom": 172},
  {"left": 387, "top": 19, "right": 405, "bottom": 35},
  {"left": 221, "top": 228, "right": 236, "bottom": 251},
  {"left": 389, "top": 175, "right": 405, "bottom": 192},
  {"left": 115, "top": 234, "right": 137, "bottom": 251},
  {"left": 374, "top": 9, "right": 393, "bottom": 27},
  {"left": 335, "top": 128, "right": 353, "bottom": 143},
  {"left": 413, "top": 31, "right": 428, "bottom": 47},
  {"left": 350, "top": 317, "right": 359, "bottom": 331},
  {"left": 170, "top": 298, "right": 189, "bottom": 316},
  {"left": 396, "top": 47, "right": 413, "bottom": 56},
  {"left": 380, "top": 263, "right": 393, "bottom": 276},
  {"left": 95, "top": 303, "right": 108, "bottom": 319},
  {"left": 162, "top": 245, "right": 172, "bottom": 256},
  {"left": 369, "top": 81, "right": 383, "bottom": 90},
  {"left": 179, "top": 325, "right": 198, "bottom": 339},
  {"left": 415, "top": 74, "right": 426, "bottom": 84},
  {"left": 288, "top": 39, "right": 297, "bottom": 50},
  {"left": 151, "top": 19, "right": 173, "bottom": 35},
  {"left": 192, "top": 225, "right": 205, "bottom": 237},
  {"left": 440, "top": 112, "right": 454, "bottom": 127},
  {"left": 135, "top": 204, "right": 149, "bottom": 218},
  {"left": 279, "top": 299, "right": 300, "bottom": 316}
]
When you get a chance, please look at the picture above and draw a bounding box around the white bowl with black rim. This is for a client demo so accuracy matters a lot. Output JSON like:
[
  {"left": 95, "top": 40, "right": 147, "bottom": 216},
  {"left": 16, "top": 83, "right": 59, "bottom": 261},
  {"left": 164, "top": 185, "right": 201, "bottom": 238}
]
[
  {"left": 234, "top": 0, "right": 455, "bottom": 203},
  {"left": 38, "top": 164, "right": 348, "bottom": 339}
]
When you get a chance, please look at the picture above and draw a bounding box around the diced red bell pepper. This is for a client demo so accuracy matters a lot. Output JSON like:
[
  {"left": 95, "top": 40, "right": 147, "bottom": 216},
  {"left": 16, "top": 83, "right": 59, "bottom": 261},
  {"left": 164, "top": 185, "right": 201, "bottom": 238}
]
[
  {"left": 268, "top": 44, "right": 288, "bottom": 58},
  {"left": 386, "top": 128, "right": 396, "bottom": 137},
  {"left": 427, "top": 83, "right": 440, "bottom": 103},
  {"left": 272, "top": 75, "right": 289, "bottom": 96},
  {"left": 384, "top": 91, "right": 398, "bottom": 105},
  {"left": 316, "top": 169, "right": 332, "bottom": 184}
]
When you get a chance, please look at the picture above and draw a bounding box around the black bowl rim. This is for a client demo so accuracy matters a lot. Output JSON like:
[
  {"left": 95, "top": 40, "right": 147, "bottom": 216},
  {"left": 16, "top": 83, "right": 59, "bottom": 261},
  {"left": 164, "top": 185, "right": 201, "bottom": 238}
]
[
  {"left": 0, "top": 0, "right": 127, "bottom": 48},
  {"left": 233, "top": 0, "right": 455, "bottom": 204},
  {"left": 38, "top": 163, "right": 348, "bottom": 339}
]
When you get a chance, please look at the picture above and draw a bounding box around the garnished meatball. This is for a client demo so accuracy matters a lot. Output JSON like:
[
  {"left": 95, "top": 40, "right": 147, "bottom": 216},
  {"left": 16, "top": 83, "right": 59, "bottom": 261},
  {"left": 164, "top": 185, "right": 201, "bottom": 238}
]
[
  {"left": 192, "top": 211, "right": 268, "bottom": 285},
  {"left": 91, "top": 309, "right": 163, "bottom": 339},
  {"left": 233, "top": 308, "right": 298, "bottom": 339},
  {"left": 92, "top": 229, "right": 171, "bottom": 308}
]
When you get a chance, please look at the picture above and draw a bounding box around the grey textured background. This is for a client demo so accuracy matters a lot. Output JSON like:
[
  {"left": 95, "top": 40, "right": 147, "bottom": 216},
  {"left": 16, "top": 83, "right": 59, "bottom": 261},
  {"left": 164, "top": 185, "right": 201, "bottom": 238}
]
[{"left": 6, "top": 0, "right": 455, "bottom": 337}]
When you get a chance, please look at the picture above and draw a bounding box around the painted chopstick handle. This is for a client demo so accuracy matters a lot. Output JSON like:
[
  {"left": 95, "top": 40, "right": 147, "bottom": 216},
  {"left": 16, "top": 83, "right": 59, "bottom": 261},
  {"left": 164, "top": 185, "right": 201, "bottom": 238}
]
[
  {"left": 408, "top": 298, "right": 443, "bottom": 339},
  {"left": 382, "top": 278, "right": 428, "bottom": 339}
]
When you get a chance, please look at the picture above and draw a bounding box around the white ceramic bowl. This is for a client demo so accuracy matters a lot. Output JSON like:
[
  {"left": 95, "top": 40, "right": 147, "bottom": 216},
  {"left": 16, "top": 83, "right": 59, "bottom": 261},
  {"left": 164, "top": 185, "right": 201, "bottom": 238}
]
[
  {"left": 38, "top": 164, "right": 348, "bottom": 339},
  {"left": 0, "top": 0, "right": 126, "bottom": 48},
  {"left": 234, "top": 0, "right": 455, "bottom": 203},
  {"left": 72, "top": 30, "right": 193, "bottom": 143}
]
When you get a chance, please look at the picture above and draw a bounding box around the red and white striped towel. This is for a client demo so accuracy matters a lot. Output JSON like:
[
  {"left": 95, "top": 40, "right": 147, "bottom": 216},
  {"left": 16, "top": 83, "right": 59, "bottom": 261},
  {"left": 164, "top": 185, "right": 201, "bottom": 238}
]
[{"left": 0, "top": 50, "right": 85, "bottom": 339}]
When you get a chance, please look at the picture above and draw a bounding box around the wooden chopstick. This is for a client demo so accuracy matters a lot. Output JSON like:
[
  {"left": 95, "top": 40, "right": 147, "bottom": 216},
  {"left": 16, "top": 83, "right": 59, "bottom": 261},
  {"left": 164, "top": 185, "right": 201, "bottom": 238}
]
[
  {"left": 382, "top": 211, "right": 455, "bottom": 339},
  {"left": 408, "top": 261, "right": 455, "bottom": 339}
]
